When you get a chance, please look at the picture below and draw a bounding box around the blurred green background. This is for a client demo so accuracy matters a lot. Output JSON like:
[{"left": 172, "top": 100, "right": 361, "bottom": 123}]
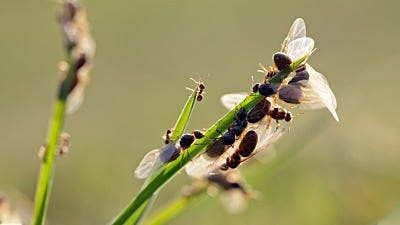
[{"left": 1, "top": 0, "right": 400, "bottom": 224}]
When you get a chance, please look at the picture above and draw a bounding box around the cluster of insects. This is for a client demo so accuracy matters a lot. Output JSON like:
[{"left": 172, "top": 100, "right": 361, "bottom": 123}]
[{"left": 134, "top": 18, "right": 338, "bottom": 208}]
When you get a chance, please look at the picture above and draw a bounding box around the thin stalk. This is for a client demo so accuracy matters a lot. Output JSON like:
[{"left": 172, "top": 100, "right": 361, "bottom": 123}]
[
  {"left": 32, "top": 56, "right": 76, "bottom": 225},
  {"left": 111, "top": 58, "right": 304, "bottom": 225},
  {"left": 32, "top": 1, "right": 95, "bottom": 224},
  {"left": 169, "top": 87, "right": 198, "bottom": 141},
  {"left": 125, "top": 87, "right": 200, "bottom": 225},
  {"left": 143, "top": 188, "right": 207, "bottom": 225},
  {"left": 32, "top": 100, "right": 66, "bottom": 225}
]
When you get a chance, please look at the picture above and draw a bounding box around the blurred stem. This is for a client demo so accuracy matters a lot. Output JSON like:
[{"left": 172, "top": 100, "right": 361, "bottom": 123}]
[
  {"left": 143, "top": 188, "right": 207, "bottom": 225},
  {"left": 32, "top": 52, "right": 76, "bottom": 225},
  {"left": 32, "top": 100, "right": 66, "bottom": 225},
  {"left": 111, "top": 58, "right": 303, "bottom": 225},
  {"left": 125, "top": 201, "right": 153, "bottom": 225}
]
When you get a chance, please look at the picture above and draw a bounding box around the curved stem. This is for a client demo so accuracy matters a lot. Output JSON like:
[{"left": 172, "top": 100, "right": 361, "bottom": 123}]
[{"left": 143, "top": 188, "right": 206, "bottom": 225}]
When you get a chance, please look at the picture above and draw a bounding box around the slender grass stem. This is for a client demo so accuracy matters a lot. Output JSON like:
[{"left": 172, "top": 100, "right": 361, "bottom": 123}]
[
  {"left": 32, "top": 1, "right": 94, "bottom": 224},
  {"left": 32, "top": 100, "right": 66, "bottom": 225},
  {"left": 125, "top": 86, "right": 200, "bottom": 225},
  {"left": 32, "top": 51, "right": 76, "bottom": 225},
  {"left": 143, "top": 188, "right": 207, "bottom": 225}
]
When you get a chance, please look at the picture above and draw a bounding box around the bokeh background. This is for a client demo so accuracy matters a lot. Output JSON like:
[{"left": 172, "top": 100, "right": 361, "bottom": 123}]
[{"left": 1, "top": 0, "right": 400, "bottom": 224}]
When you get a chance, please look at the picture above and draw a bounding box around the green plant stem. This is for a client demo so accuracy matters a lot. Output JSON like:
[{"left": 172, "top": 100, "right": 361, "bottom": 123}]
[
  {"left": 169, "top": 87, "right": 197, "bottom": 141},
  {"left": 143, "top": 116, "right": 330, "bottom": 225},
  {"left": 32, "top": 100, "right": 66, "bottom": 225},
  {"left": 111, "top": 58, "right": 305, "bottom": 225},
  {"left": 111, "top": 93, "right": 263, "bottom": 225},
  {"left": 32, "top": 53, "right": 76, "bottom": 225},
  {"left": 125, "top": 87, "right": 199, "bottom": 225},
  {"left": 269, "top": 55, "right": 307, "bottom": 84},
  {"left": 143, "top": 189, "right": 207, "bottom": 225}
]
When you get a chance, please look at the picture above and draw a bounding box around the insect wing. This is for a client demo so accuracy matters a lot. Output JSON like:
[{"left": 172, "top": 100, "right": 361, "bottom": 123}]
[
  {"left": 186, "top": 142, "right": 236, "bottom": 178},
  {"left": 299, "top": 65, "right": 339, "bottom": 121},
  {"left": 282, "top": 18, "right": 307, "bottom": 52},
  {"left": 185, "top": 154, "right": 215, "bottom": 178},
  {"left": 285, "top": 37, "right": 314, "bottom": 62},
  {"left": 249, "top": 116, "right": 287, "bottom": 157},
  {"left": 134, "top": 149, "right": 163, "bottom": 179},
  {"left": 134, "top": 143, "right": 179, "bottom": 179},
  {"left": 220, "top": 93, "right": 247, "bottom": 110},
  {"left": 219, "top": 188, "right": 248, "bottom": 213},
  {"left": 207, "top": 170, "right": 250, "bottom": 213}
]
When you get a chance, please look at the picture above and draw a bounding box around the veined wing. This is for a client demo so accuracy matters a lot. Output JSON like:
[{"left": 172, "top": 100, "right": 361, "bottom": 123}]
[
  {"left": 285, "top": 37, "right": 314, "bottom": 62},
  {"left": 221, "top": 94, "right": 285, "bottom": 159},
  {"left": 220, "top": 93, "right": 247, "bottom": 110},
  {"left": 187, "top": 93, "right": 248, "bottom": 178},
  {"left": 134, "top": 143, "right": 179, "bottom": 179},
  {"left": 253, "top": 118, "right": 287, "bottom": 155},
  {"left": 234, "top": 111, "right": 286, "bottom": 164},
  {"left": 299, "top": 65, "right": 339, "bottom": 121},
  {"left": 216, "top": 170, "right": 250, "bottom": 213},
  {"left": 186, "top": 139, "right": 238, "bottom": 178},
  {"left": 134, "top": 149, "right": 162, "bottom": 179},
  {"left": 281, "top": 18, "right": 306, "bottom": 53}
]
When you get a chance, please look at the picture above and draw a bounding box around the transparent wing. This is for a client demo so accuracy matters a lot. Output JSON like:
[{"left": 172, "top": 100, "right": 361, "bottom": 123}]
[
  {"left": 282, "top": 18, "right": 306, "bottom": 52},
  {"left": 207, "top": 170, "right": 249, "bottom": 213},
  {"left": 134, "top": 149, "right": 163, "bottom": 179},
  {"left": 299, "top": 65, "right": 339, "bottom": 121},
  {"left": 285, "top": 37, "right": 314, "bottom": 62},
  {"left": 185, "top": 154, "right": 224, "bottom": 178},
  {"left": 186, "top": 142, "right": 237, "bottom": 178},
  {"left": 187, "top": 93, "right": 249, "bottom": 178},
  {"left": 220, "top": 93, "right": 247, "bottom": 110},
  {"left": 220, "top": 189, "right": 248, "bottom": 213},
  {"left": 251, "top": 116, "right": 287, "bottom": 156},
  {"left": 135, "top": 143, "right": 180, "bottom": 179},
  {"left": 185, "top": 155, "right": 213, "bottom": 178}
]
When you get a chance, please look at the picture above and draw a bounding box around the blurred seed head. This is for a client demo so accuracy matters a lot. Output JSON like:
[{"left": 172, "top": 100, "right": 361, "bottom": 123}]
[{"left": 58, "top": 0, "right": 96, "bottom": 114}]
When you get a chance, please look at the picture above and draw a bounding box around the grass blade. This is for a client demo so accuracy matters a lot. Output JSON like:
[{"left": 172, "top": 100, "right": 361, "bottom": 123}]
[
  {"left": 32, "top": 100, "right": 66, "bottom": 225},
  {"left": 143, "top": 189, "right": 206, "bottom": 225},
  {"left": 32, "top": 1, "right": 95, "bottom": 224},
  {"left": 124, "top": 84, "right": 201, "bottom": 225}
]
